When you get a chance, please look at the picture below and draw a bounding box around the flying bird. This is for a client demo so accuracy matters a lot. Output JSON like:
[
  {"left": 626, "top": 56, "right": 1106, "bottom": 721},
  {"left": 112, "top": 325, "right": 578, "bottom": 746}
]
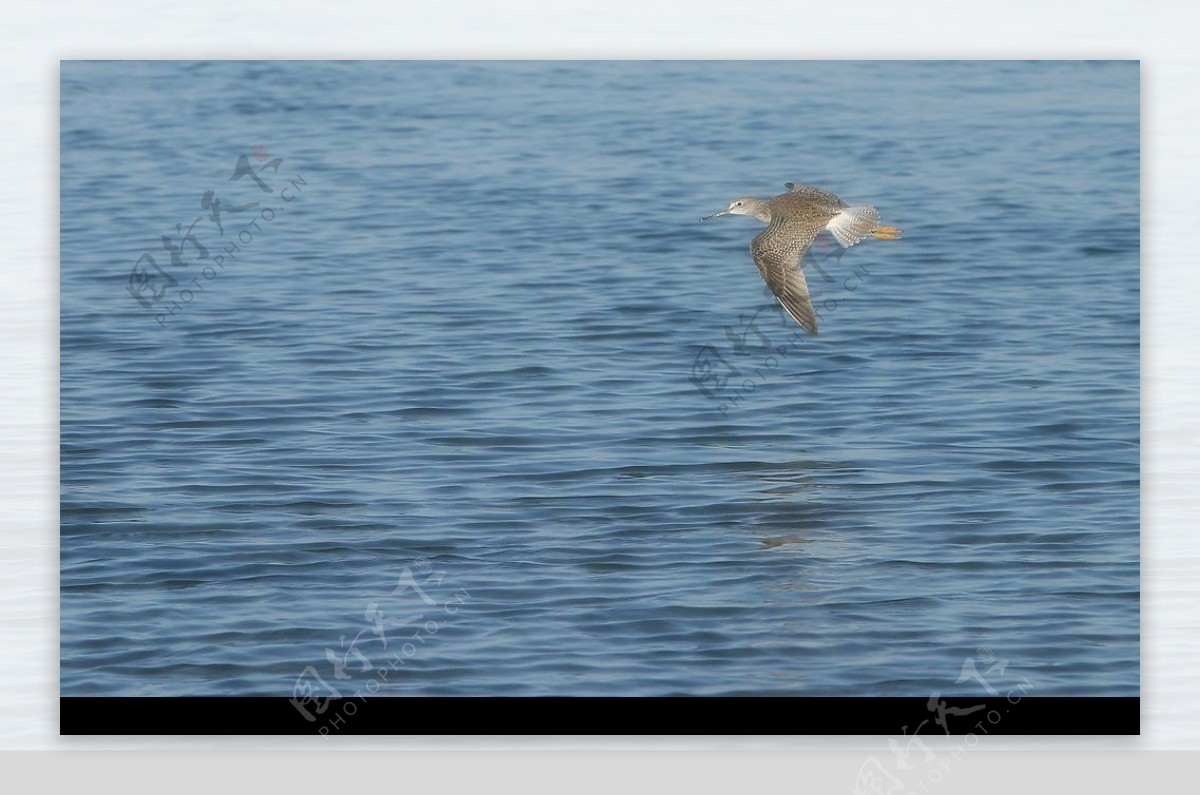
[{"left": 702, "top": 182, "right": 902, "bottom": 335}]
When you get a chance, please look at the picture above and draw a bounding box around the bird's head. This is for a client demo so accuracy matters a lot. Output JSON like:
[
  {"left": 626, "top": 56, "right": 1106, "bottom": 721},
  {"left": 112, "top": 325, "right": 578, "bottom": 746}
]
[{"left": 702, "top": 197, "right": 769, "bottom": 222}]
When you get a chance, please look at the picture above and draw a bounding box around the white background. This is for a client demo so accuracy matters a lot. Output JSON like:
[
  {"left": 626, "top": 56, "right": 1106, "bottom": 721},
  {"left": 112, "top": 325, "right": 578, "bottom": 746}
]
[{"left": 1, "top": 0, "right": 1196, "bottom": 783}]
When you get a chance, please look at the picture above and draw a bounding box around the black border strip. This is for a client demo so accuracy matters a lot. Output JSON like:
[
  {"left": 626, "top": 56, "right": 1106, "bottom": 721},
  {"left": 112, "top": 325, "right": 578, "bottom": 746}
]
[{"left": 61, "top": 696, "right": 1139, "bottom": 735}]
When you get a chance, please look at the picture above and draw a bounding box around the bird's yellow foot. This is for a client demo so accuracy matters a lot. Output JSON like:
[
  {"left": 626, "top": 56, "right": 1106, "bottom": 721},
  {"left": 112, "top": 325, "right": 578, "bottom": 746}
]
[{"left": 869, "top": 226, "right": 903, "bottom": 240}]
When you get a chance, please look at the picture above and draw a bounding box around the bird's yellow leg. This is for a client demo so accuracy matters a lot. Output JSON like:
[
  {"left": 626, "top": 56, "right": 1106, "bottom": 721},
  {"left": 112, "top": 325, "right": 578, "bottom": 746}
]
[{"left": 870, "top": 226, "right": 903, "bottom": 240}]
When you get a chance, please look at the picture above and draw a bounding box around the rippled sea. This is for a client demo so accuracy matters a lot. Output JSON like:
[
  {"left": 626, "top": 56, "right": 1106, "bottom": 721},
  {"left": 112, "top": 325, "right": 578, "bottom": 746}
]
[{"left": 60, "top": 61, "right": 1139, "bottom": 696}]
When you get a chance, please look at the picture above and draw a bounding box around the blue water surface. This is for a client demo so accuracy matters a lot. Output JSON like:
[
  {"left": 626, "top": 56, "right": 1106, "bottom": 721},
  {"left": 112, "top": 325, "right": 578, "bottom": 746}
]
[{"left": 60, "top": 61, "right": 1139, "bottom": 697}]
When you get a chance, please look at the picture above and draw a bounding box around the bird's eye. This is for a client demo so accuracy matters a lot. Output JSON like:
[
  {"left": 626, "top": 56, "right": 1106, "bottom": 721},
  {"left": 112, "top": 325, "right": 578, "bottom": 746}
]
[{"left": 735, "top": 201, "right": 743, "bottom": 207}]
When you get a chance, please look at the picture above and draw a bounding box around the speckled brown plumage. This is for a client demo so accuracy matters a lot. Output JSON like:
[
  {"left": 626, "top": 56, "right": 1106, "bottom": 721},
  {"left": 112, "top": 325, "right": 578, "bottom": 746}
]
[
  {"left": 702, "top": 182, "right": 902, "bottom": 336},
  {"left": 749, "top": 195, "right": 838, "bottom": 334}
]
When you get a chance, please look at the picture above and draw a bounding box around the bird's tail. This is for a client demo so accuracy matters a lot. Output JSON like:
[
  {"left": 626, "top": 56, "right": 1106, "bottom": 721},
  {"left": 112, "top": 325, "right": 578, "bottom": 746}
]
[{"left": 828, "top": 205, "right": 903, "bottom": 247}]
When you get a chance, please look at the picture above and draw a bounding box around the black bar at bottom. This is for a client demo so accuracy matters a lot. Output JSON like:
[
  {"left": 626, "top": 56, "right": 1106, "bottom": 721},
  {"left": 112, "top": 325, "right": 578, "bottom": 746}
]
[{"left": 61, "top": 696, "right": 1139, "bottom": 735}]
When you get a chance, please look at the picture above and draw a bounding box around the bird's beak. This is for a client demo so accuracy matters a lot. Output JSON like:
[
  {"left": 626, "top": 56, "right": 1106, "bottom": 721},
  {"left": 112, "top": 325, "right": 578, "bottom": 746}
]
[{"left": 701, "top": 208, "right": 730, "bottom": 222}]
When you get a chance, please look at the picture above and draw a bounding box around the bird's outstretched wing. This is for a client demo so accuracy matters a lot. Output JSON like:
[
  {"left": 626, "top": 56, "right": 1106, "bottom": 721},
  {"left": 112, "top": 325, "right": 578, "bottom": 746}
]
[
  {"left": 784, "top": 182, "right": 847, "bottom": 210},
  {"left": 750, "top": 221, "right": 821, "bottom": 335}
]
